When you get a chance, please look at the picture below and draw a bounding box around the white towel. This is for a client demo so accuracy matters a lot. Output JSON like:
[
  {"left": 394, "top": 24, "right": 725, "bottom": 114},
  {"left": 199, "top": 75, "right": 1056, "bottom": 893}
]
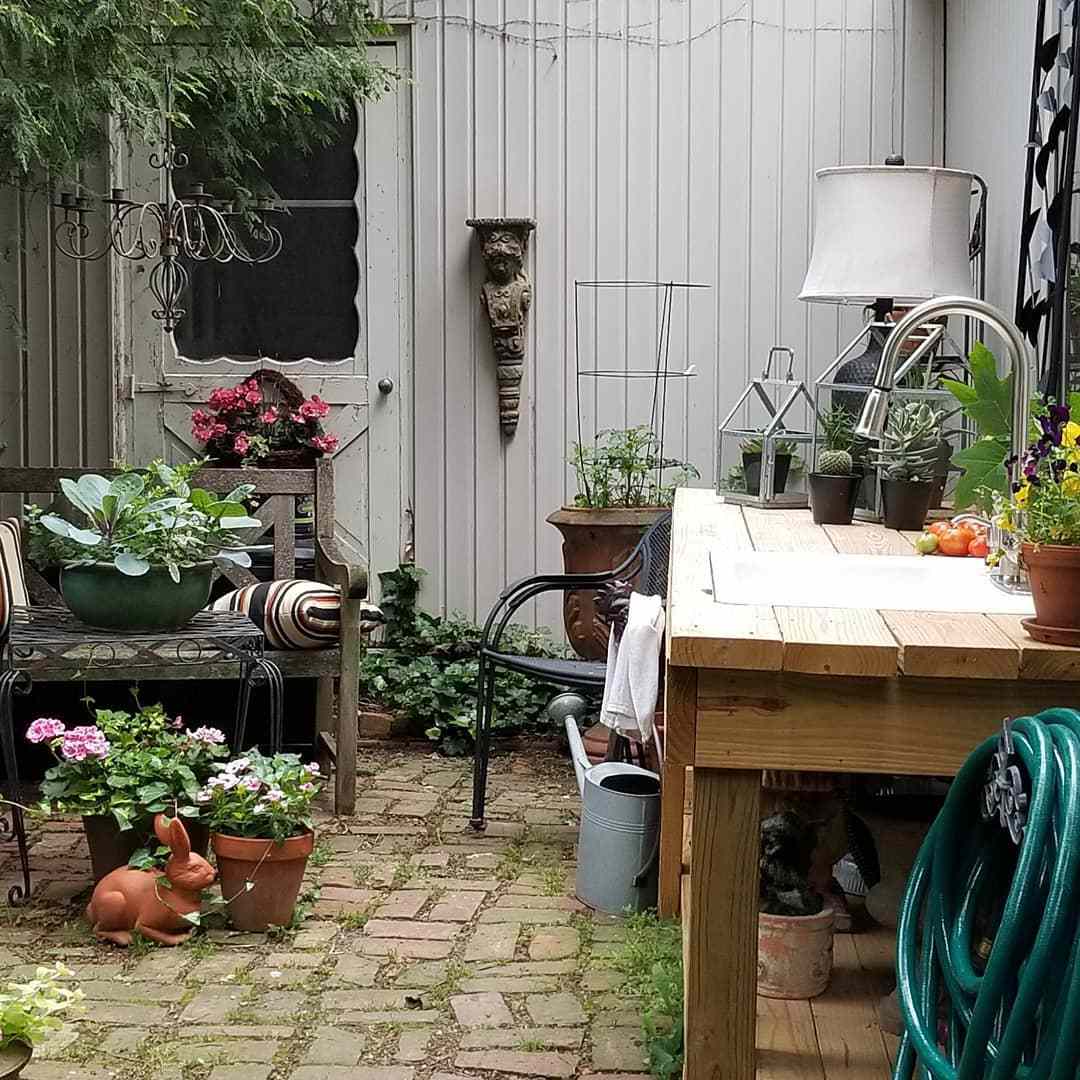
[{"left": 599, "top": 591, "right": 665, "bottom": 746}]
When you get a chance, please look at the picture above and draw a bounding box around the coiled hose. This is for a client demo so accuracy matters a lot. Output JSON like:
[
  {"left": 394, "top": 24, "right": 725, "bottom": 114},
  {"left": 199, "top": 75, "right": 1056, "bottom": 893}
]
[{"left": 895, "top": 707, "right": 1080, "bottom": 1080}]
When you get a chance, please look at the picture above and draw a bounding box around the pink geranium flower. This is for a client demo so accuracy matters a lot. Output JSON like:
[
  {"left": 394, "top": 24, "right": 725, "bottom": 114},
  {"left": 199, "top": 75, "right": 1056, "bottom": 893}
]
[
  {"left": 59, "top": 725, "right": 110, "bottom": 762},
  {"left": 26, "top": 717, "right": 66, "bottom": 744},
  {"left": 189, "top": 726, "right": 226, "bottom": 745},
  {"left": 259, "top": 407, "right": 278, "bottom": 425},
  {"left": 311, "top": 434, "right": 338, "bottom": 454},
  {"left": 233, "top": 434, "right": 250, "bottom": 455},
  {"left": 299, "top": 395, "right": 330, "bottom": 420}
]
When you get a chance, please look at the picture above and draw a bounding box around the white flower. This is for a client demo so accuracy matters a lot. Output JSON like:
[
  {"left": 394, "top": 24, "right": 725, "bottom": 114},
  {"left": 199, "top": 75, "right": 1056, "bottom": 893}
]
[
  {"left": 189, "top": 726, "right": 226, "bottom": 745},
  {"left": 195, "top": 789, "right": 212, "bottom": 803},
  {"left": 224, "top": 757, "right": 250, "bottom": 774},
  {"left": 264, "top": 788, "right": 284, "bottom": 803},
  {"left": 305, "top": 762, "right": 321, "bottom": 775},
  {"left": 253, "top": 802, "right": 271, "bottom": 814}
]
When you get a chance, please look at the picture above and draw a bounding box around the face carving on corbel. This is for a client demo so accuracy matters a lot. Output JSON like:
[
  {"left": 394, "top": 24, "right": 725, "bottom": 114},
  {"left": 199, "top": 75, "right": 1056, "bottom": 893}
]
[{"left": 466, "top": 218, "right": 536, "bottom": 437}]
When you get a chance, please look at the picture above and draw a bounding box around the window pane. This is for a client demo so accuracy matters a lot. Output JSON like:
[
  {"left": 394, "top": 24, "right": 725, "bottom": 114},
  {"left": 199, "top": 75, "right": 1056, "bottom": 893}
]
[{"left": 175, "top": 206, "right": 360, "bottom": 362}]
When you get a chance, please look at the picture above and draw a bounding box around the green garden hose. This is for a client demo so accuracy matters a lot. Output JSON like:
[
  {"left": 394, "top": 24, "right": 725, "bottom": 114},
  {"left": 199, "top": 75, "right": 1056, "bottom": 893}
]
[{"left": 895, "top": 707, "right": 1080, "bottom": 1080}]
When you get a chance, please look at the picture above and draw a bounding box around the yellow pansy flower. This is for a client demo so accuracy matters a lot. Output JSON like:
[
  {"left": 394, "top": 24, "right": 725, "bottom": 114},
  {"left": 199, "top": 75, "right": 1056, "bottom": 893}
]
[
  {"left": 1065, "top": 421, "right": 1080, "bottom": 448},
  {"left": 1014, "top": 483, "right": 1031, "bottom": 508},
  {"left": 1063, "top": 472, "right": 1080, "bottom": 498}
]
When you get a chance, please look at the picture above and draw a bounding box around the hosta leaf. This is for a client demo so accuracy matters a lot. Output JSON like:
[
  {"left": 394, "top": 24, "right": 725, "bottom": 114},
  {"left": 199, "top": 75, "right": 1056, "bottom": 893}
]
[
  {"left": 75, "top": 474, "right": 110, "bottom": 511},
  {"left": 114, "top": 552, "right": 150, "bottom": 576},
  {"left": 59, "top": 477, "right": 96, "bottom": 517}
]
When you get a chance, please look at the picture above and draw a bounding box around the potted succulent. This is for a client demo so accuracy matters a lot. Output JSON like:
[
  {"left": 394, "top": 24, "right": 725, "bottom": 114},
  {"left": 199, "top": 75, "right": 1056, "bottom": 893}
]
[
  {"left": 0, "top": 963, "right": 83, "bottom": 1079},
  {"left": 192, "top": 370, "right": 339, "bottom": 467},
  {"left": 1004, "top": 402, "right": 1080, "bottom": 635},
  {"left": 26, "top": 460, "right": 260, "bottom": 631},
  {"left": 808, "top": 408, "right": 861, "bottom": 525},
  {"left": 870, "top": 401, "right": 945, "bottom": 531},
  {"left": 549, "top": 426, "right": 697, "bottom": 659},
  {"left": 200, "top": 750, "right": 322, "bottom": 931},
  {"left": 28, "top": 703, "right": 228, "bottom": 881},
  {"left": 739, "top": 437, "right": 803, "bottom": 497},
  {"left": 757, "top": 810, "right": 835, "bottom": 1000}
]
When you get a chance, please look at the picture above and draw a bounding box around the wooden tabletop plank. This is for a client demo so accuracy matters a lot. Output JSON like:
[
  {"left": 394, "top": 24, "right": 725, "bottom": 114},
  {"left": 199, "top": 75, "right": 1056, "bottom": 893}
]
[
  {"left": 669, "top": 489, "right": 783, "bottom": 670},
  {"left": 774, "top": 606, "right": 900, "bottom": 678},
  {"left": 743, "top": 507, "right": 836, "bottom": 553},
  {"left": 986, "top": 614, "right": 1080, "bottom": 681},
  {"left": 824, "top": 522, "right": 914, "bottom": 556},
  {"left": 879, "top": 611, "right": 1019, "bottom": 680}
]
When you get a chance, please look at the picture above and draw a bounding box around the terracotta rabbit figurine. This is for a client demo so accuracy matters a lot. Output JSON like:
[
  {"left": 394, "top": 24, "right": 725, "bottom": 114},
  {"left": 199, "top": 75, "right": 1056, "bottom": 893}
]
[{"left": 86, "top": 814, "right": 215, "bottom": 946}]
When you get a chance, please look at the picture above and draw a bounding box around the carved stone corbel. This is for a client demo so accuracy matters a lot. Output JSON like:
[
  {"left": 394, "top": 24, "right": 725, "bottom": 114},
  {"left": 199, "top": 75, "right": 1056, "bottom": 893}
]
[{"left": 466, "top": 217, "right": 535, "bottom": 436}]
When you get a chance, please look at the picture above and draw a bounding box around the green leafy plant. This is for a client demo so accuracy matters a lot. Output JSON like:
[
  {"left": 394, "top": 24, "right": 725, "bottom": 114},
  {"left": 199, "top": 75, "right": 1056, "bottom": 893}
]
[
  {"left": 29, "top": 702, "right": 229, "bottom": 831},
  {"left": 941, "top": 343, "right": 1013, "bottom": 513},
  {"left": 0, "top": 3, "right": 395, "bottom": 200},
  {"left": 0, "top": 962, "right": 84, "bottom": 1049},
  {"left": 198, "top": 750, "right": 322, "bottom": 842},
  {"left": 614, "top": 912, "right": 684, "bottom": 1080},
  {"left": 359, "top": 565, "right": 562, "bottom": 756},
  {"left": 27, "top": 460, "right": 260, "bottom": 581},
  {"left": 870, "top": 401, "right": 944, "bottom": 481},
  {"left": 572, "top": 427, "right": 699, "bottom": 509}
]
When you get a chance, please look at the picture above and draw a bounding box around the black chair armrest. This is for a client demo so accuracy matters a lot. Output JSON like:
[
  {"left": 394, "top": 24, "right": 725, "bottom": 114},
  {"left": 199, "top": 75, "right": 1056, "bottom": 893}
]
[{"left": 315, "top": 536, "right": 368, "bottom": 599}]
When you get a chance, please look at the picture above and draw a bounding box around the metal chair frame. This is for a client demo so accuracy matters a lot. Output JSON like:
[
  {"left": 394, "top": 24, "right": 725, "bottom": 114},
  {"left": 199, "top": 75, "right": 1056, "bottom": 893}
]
[{"left": 470, "top": 511, "right": 671, "bottom": 828}]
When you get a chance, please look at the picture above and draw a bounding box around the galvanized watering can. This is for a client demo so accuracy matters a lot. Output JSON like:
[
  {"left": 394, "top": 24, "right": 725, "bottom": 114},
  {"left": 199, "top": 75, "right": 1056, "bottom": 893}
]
[{"left": 558, "top": 695, "right": 661, "bottom": 915}]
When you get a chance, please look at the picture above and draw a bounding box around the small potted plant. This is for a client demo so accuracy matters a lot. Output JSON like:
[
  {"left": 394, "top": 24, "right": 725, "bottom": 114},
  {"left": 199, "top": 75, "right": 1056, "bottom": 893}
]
[
  {"left": 1003, "top": 402, "right": 1080, "bottom": 636},
  {"left": 28, "top": 703, "right": 229, "bottom": 881},
  {"left": 738, "top": 436, "right": 804, "bottom": 497},
  {"left": 26, "top": 461, "right": 260, "bottom": 631},
  {"left": 549, "top": 426, "right": 698, "bottom": 658},
  {"left": 0, "top": 963, "right": 83, "bottom": 1079},
  {"left": 808, "top": 408, "right": 861, "bottom": 525},
  {"left": 200, "top": 750, "right": 322, "bottom": 931},
  {"left": 757, "top": 811, "right": 835, "bottom": 1000},
  {"left": 192, "top": 370, "right": 339, "bottom": 466},
  {"left": 870, "top": 401, "right": 945, "bottom": 530}
]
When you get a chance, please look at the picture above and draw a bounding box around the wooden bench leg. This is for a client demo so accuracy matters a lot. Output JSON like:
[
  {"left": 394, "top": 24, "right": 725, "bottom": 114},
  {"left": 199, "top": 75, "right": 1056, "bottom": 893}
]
[
  {"left": 659, "top": 666, "right": 696, "bottom": 918},
  {"left": 334, "top": 611, "right": 360, "bottom": 815}
]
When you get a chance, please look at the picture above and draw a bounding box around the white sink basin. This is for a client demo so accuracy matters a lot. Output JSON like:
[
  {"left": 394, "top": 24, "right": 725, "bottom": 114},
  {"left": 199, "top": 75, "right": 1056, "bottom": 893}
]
[{"left": 709, "top": 549, "right": 1035, "bottom": 615}]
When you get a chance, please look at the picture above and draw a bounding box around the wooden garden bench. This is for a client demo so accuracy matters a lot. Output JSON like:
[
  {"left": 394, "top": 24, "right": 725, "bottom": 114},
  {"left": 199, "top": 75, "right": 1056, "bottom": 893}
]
[{"left": 0, "top": 460, "right": 366, "bottom": 814}]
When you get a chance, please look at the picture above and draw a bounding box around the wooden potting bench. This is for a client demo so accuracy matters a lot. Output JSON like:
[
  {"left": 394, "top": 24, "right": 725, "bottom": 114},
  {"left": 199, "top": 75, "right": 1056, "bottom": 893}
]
[{"left": 663, "top": 487, "right": 1080, "bottom": 1080}]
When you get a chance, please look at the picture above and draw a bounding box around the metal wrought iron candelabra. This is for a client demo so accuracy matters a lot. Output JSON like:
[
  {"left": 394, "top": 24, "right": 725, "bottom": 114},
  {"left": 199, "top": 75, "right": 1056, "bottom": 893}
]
[{"left": 51, "top": 77, "right": 283, "bottom": 332}]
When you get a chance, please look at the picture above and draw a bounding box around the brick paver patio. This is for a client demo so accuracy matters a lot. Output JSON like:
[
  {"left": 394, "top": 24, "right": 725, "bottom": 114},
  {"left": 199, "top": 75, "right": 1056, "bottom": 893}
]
[{"left": 0, "top": 745, "right": 650, "bottom": 1080}]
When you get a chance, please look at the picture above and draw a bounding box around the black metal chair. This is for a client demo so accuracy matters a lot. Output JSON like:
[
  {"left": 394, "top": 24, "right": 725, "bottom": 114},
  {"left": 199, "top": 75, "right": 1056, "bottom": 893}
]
[{"left": 470, "top": 511, "right": 672, "bottom": 828}]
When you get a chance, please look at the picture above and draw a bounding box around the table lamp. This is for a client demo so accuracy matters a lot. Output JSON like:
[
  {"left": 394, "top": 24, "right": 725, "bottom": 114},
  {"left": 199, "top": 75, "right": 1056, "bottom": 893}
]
[{"left": 799, "top": 162, "right": 984, "bottom": 395}]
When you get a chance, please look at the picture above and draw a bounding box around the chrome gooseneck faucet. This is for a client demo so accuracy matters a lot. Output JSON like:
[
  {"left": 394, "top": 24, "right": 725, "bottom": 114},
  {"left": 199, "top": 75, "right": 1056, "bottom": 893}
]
[{"left": 854, "top": 295, "right": 1032, "bottom": 471}]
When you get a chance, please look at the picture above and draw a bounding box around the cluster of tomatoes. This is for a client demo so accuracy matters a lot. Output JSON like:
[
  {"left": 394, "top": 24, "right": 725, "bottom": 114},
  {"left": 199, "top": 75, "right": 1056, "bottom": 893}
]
[{"left": 915, "top": 519, "right": 989, "bottom": 558}]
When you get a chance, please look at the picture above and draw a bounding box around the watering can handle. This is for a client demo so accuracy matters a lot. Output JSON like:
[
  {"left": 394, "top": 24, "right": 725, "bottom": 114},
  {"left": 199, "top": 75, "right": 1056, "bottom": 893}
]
[
  {"left": 632, "top": 831, "right": 661, "bottom": 888},
  {"left": 564, "top": 715, "right": 589, "bottom": 797}
]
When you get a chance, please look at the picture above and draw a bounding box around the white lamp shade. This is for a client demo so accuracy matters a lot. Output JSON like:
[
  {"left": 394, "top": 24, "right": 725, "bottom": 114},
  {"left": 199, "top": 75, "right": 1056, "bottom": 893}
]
[{"left": 799, "top": 166, "right": 976, "bottom": 304}]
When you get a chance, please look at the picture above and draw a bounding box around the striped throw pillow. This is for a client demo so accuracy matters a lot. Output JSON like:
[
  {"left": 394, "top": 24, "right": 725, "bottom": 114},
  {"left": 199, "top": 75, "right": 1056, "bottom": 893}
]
[
  {"left": 211, "top": 580, "right": 384, "bottom": 650},
  {"left": 0, "top": 518, "right": 29, "bottom": 643}
]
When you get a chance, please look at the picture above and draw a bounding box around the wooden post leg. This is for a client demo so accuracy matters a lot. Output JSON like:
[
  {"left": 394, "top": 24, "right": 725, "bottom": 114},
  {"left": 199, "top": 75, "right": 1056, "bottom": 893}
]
[
  {"left": 334, "top": 605, "right": 361, "bottom": 816},
  {"left": 660, "top": 666, "right": 696, "bottom": 917},
  {"left": 685, "top": 767, "right": 760, "bottom": 1080}
]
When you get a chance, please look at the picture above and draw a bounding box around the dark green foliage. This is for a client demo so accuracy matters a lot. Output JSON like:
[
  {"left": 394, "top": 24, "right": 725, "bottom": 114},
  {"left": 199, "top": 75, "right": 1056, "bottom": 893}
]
[
  {"left": 615, "top": 912, "right": 684, "bottom": 1080},
  {"left": 0, "top": 1, "right": 395, "bottom": 198},
  {"left": 359, "top": 565, "right": 563, "bottom": 756}
]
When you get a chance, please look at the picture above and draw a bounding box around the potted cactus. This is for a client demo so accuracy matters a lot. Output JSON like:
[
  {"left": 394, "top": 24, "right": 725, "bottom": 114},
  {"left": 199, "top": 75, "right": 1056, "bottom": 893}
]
[
  {"left": 871, "top": 402, "right": 945, "bottom": 531},
  {"left": 808, "top": 408, "right": 861, "bottom": 525}
]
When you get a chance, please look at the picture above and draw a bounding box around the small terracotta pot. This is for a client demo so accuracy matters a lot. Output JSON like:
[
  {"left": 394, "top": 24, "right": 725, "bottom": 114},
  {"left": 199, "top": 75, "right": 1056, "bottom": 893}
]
[
  {"left": 757, "top": 906, "right": 835, "bottom": 999},
  {"left": 212, "top": 830, "right": 314, "bottom": 931},
  {"left": 83, "top": 814, "right": 209, "bottom": 883},
  {"left": 546, "top": 506, "right": 666, "bottom": 659},
  {"left": 1021, "top": 543, "right": 1080, "bottom": 630},
  {"left": 0, "top": 1041, "right": 31, "bottom": 1080}
]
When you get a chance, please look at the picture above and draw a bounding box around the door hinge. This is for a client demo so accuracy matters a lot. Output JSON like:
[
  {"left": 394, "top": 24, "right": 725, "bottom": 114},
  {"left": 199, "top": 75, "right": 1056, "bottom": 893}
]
[{"left": 120, "top": 375, "right": 135, "bottom": 401}]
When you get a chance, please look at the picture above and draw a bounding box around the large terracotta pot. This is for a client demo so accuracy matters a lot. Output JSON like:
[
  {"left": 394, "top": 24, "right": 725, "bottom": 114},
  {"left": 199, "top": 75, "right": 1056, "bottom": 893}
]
[
  {"left": 546, "top": 506, "right": 666, "bottom": 659},
  {"left": 212, "top": 830, "right": 314, "bottom": 931},
  {"left": 83, "top": 814, "right": 211, "bottom": 882},
  {"left": 757, "top": 906, "right": 836, "bottom": 999},
  {"left": 1022, "top": 543, "right": 1080, "bottom": 629}
]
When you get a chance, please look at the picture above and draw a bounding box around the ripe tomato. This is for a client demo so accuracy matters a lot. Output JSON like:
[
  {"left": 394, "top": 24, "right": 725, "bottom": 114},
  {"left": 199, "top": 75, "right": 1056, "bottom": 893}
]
[
  {"left": 926, "top": 522, "right": 951, "bottom": 537},
  {"left": 968, "top": 535, "right": 989, "bottom": 559},
  {"left": 938, "top": 527, "right": 973, "bottom": 557}
]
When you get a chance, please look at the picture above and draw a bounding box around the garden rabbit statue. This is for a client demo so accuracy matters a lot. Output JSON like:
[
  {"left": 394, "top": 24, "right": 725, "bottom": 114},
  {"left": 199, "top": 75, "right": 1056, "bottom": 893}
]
[{"left": 86, "top": 814, "right": 215, "bottom": 946}]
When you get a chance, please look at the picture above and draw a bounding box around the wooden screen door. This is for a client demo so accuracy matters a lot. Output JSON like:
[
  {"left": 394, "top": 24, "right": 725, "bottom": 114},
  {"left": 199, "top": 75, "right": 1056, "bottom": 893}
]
[{"left": 115, "top": 37, "right": 413, "bottom": 582}]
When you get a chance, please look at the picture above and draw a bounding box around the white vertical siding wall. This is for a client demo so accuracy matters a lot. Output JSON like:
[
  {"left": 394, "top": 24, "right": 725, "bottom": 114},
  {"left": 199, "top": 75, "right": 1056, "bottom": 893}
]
[
  {"left": 396, "top": 0, "right": 945, "bottom": 626},
  {"left": 944, "top": 0, "right": 1037, "bottom": 319}
]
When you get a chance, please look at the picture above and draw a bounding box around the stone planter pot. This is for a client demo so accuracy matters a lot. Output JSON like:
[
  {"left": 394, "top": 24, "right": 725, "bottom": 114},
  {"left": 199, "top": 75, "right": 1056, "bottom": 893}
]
[
  {"left": 61, "top": 562, "right": 214, "bottom": 632},
  {"left": 212, "top": 830, "right": 315, "bottom": 931},
  {"left": 83, "top": 814, "right": 210, "bottom": 883},
  {"left": 880, "top": 479, "right": 933, "bottom": 532},
  {"left": 0, "top": 1042, "right": 31, "bottom": 1080},
  {"left": 1021, "top": 543, "right": 1080, "bottom": 630},
  {"left": 757, "top": 906, "right": 836, "bottom": 999},
  {"left": 546, "top": 507, "right": 666, "bottom": 659},
  {"left": 808, "top": 473, "right": 861, "bottom": 526}
]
